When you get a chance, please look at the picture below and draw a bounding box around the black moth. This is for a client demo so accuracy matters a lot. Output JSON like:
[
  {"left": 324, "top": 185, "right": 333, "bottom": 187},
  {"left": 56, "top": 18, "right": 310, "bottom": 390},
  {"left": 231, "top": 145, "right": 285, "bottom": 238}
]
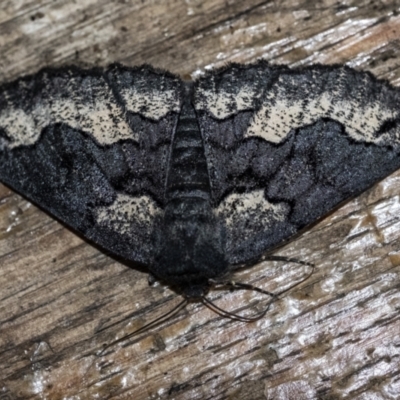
[{"left": 1, "top": 60, "right": 400, "bottom": 319}]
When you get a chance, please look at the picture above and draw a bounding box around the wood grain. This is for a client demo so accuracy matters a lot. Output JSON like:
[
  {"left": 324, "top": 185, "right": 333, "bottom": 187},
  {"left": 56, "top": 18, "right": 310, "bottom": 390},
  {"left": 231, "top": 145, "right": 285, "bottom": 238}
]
[{"left": 0, "top": 1, "right": 400, "bottom": 399}]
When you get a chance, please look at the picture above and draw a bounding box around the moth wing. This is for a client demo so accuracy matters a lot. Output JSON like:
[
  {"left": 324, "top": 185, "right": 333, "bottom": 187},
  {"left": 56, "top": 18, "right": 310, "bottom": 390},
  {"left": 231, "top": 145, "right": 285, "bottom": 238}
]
[
  {"left": 0, "top": 65, "right": 183, "bottom": 265},
  {"left": 194, "top": 62, "right": 400, "bottom": 265}
]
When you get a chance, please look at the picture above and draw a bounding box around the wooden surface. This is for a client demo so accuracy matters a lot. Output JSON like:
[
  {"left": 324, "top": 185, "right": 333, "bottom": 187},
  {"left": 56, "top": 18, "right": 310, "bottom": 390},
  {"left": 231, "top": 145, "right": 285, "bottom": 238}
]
[{"left": 1, "top": 1, "right": 400, "bottom": 399}]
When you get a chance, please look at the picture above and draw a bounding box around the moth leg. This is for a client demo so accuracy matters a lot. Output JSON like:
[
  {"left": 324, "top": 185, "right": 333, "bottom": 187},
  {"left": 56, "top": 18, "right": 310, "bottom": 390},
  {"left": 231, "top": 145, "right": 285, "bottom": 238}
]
[
  {"left": 204, "top": 257, "right": 315, "bottom": 322},
  {"left": 263, "top": 255, "right": 314, "bottom": 268},
  {"left": 273, "top": 260, "right": 315, "bottom": 297},
  {"left": 208, "top": 279, "right": 275, "bottom": 298},
  {"left": 228, "top": 255, "right": 315, "bottom": 298}
]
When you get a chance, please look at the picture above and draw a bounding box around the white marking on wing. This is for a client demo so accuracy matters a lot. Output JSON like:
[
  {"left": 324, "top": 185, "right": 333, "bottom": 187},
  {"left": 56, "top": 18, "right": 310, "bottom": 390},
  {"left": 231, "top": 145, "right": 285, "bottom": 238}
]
[
  {"left": 95, "top": 194, "right": 161, "bottom": 236},
  {"left": 195, "top": 85, "right": 261, "bottom": 119},
  {"left": 216, "top": 190, "right": 289, "bottom": 245},
  {"left": 0, "top": 72, "right": 181, "bottom": 148},
  {"left": 246, "top": 92, "right": 398, "bottom": 144},
  {"left": 246, "top": 72, "right": 400, "bottom": 145},
  {"left": 0, "top": 98, "right": 134, "bottom": 148},
  {"left": 121, "top": 87, "right": 180, "bottom": 120}
]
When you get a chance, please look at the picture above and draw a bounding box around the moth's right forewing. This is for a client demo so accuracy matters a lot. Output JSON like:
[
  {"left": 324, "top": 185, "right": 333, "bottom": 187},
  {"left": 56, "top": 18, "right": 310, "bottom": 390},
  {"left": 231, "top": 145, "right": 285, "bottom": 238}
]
[{"left": 194, "top": 62, "right": 400, "bottom": 265}]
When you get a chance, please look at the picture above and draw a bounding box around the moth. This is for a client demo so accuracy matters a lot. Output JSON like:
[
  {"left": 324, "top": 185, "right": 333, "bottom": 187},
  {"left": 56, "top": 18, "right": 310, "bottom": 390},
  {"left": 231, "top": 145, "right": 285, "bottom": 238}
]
[{"left": 1, "top": 61, "right": 400, "bottom": 318}]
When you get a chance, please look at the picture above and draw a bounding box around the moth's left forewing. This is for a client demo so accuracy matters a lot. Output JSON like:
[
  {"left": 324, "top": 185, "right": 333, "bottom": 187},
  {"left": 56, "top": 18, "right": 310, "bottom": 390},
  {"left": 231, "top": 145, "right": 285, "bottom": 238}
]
[
  {"left": 194, "top": 62, "right": 400, "bottom": 265},
  {"left": 0, "top": 65, "right": 184, "bottom": 266}
]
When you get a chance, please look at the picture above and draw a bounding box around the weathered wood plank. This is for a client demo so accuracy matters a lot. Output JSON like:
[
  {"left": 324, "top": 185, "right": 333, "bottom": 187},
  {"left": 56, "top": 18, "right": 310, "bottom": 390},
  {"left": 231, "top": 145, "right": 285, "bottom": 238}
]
[{"left": 0, "top": 1, "right": 399, "bottom": 399}]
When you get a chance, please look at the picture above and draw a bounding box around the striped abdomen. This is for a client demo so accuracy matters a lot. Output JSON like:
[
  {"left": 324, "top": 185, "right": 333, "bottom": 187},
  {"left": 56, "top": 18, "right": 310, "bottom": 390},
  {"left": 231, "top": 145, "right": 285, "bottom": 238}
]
[{"left": 150, "top": 84, "right": 228, "bottom": 297}]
